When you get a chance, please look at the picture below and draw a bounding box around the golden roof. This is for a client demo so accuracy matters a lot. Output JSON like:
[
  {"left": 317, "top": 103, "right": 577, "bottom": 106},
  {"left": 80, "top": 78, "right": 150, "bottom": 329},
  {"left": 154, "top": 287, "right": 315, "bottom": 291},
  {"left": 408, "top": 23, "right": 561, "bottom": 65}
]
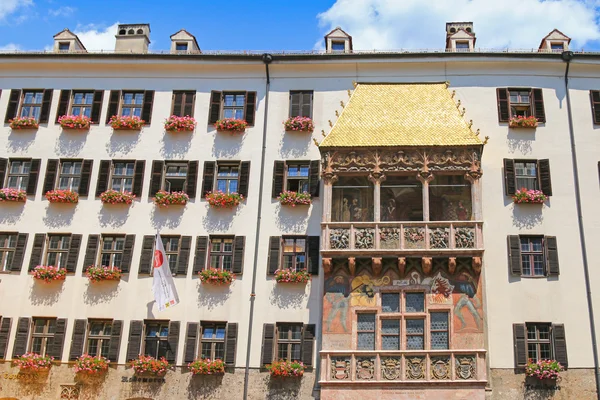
[{"left": 319, "top": 83, "right": 482, "bottom": 148}]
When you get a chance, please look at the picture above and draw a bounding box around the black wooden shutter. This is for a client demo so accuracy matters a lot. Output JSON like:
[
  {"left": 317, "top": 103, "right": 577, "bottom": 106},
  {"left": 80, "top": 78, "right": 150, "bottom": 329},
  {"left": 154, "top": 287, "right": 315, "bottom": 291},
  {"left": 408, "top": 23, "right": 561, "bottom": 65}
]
[
  {"left": 193, "top": 236, "right": 208, "bottom": 273},
  {"left": 126, "top": 320, "right": 143, "bottom": 361},
  {"left": 43, "top": 159, "right": 59, "bottom": 194},
  {"left": 48, "top": 318, "right": 67, "bottom": 360},
  {"left": 39, "top": 89, "right": 53, "bottom": 123},
  {"left": 513, "top": 323, "right": 527, "bottom": 368},
  {"left": 238, "top": 161, "right": 250, "bottom": 197},
  {"left": 106, "top": 90, "right": 120, "bottom": 124},
  {"left": 208, "top": 91, "right": 222, "bottom": 124},
  {"left": 69, "top": 319, "right": 87, "bottom": 360},
  {"left": 289, "top": 91, "right": 301, "bottom": 117},
  {"left": 12, "top": 317, "right": 30, "bottom": 358},
  {"left": 0, "top": 158, "right": 7, "bottom": 186},
  {"left": 552, "top": 324, "right": 568, "bottom": 368},
  {"left": 268, "top": 237, "right": 281, "bottom": 275},
  {"left": 591, "top": 91, "right": 600, "bottom": 125},
  {"left": 108, "top": 320, "right": 123, "bottom": 362},
  {"left": 66, "top": 234, "right": 82, "bottom": 273},
  {"left": 201, "top": 161, "right": 216, "bottom": 196},
  {"left": 508, "top": 235, "right": 522, "bottom": 276},
  {"left": 538, "top": 159, "right": 552, "bottom": 196},
  {"left": 0, "top": 317, "right": 12, "bottom": 359},
  {"left": 183, "top": 91, "right": 195, "bottom": 117},
  {"left": 149, "top": 160, "right": 165, "bottom": 196},
  {"left": 503, "top": 159, "right": 516, "bottom": 196},
  {"left": 232, "top": 236, "right": 245, "bottom": 274},
  {"left": 272, "top": 161, "right": 285, "bottom": 198},
  {"left": 121, "top": 235, "right": 135, "bottom": 273},
  {"left": 261, "top": 324, "right": 275, "bottom": 366},
  {"left": 79, "top": 160, "right": 93, "bottom": 196},
  {"left": 10, "top": 233, "right": 28, "bottom": 272},
  {"left": 302, "top": 324, "right": 315, "bottom": 367},
  {"left": 309, "top": 160, "right": 320, "bottom": 197},
  {"left": 225, "top": 323, "right": 238, "bottom": 366},
  {"left": 91, "top": 90, "right": 104, "bottom": 124},
  {"left": 142, "top": 90, "right": 155, "bottom": 125},
  {"left": 177, "top": 236, "right": 192, "bottom": 276},
  {"left": 244, "top": 91, "right": 257, "bottom": 126},
  {"left": 532, "top": 88, "right": 546, "bottom": 123},
  {"left": 5, "top": 89, "right": 21, "bottom": 123},
  {"left": 545, "top": 236, "right": 559, "bottom": 276},
  {"left": 56, "top": 90, "right": 71, "bottom": 122},
  {"left": 29, "top": 233, "right": 46, "bottom": 271},
  {"left": 95, "top": 160, "right": 111, "bottom": 197},
  {"left": 132, "top": 160, "right": 145, "bottom": 197},
  {"left": 167, "top": 321, "right": 180, "bottom": 364},
  {"left": 302, "top": 91, "right": 313, "bottom": 118},
  {"left": 139, "top": 235, "right": 154, "bottom": 274},
  {"left": 186, "top": 161, "right": 198, "bottom": 199},
  {"left": 497, "top": 88, "right": 510, "bottom": 122},
  {"left": 172, "top": 91, "right": 184, "bottom": 117},
  {"left": 83, "top": 234, "right": 99, "bottom": 269},
  {"left": 308, "top": 236, "right": 320, "bottom": 275},
  {"left": 183, "top": 322, "right": 199, "bottom": 364},
  {"left": 26, "top": 158, "right": 41, "bottom": 196}
]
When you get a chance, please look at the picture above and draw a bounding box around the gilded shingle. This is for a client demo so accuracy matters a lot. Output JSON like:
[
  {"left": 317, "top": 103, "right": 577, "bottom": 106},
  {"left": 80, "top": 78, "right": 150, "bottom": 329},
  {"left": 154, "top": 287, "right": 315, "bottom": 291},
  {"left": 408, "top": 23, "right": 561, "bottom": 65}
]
[{"left": 319, "top": 83, "right": 482, "bottom": 148}]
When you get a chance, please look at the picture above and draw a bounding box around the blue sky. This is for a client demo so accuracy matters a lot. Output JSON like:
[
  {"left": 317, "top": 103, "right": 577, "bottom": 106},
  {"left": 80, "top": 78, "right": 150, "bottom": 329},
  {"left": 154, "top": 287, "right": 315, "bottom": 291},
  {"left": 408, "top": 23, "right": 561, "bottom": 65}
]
[{"left": 1, "top": 0, "right": 600, "bottom": 51}]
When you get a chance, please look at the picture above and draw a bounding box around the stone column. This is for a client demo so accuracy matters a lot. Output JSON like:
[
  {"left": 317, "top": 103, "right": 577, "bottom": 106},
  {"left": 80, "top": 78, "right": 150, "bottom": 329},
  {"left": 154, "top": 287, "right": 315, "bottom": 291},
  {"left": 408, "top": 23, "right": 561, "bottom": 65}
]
[
  {"left": 322, "top": 173, "right": 338, "bottom": 223},
  {"left": 369, "top": 173, "right": 386, "bottom": 222},
  {"left": 417, "top": 170, "right": 435, "bottom": 222},
  {"left": 465, "top": 170, "right": 483, "bottom": 220}
]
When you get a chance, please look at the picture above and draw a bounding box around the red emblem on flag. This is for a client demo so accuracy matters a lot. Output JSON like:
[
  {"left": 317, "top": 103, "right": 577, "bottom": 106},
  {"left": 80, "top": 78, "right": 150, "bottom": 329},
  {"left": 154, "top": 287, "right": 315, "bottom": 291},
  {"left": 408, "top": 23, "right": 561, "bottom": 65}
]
[{"left": 153, "top": 250, "right": 164, "bottom": 268}]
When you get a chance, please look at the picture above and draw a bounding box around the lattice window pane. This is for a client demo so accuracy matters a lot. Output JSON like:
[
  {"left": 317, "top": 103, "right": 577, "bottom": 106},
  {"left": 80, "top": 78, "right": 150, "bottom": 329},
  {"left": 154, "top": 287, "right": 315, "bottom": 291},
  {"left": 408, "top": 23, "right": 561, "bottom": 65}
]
[
  {"left": 357, "top": 332, "right": 375, "bottom": 350},
  {"left": 431, "top": 332, "right": 448, "bottom": 350},
  {"left": 357, "top": 314, "right": 375, "bottom": 330},
  {"left": 406, "top": 319, "right": 424, "bottom": 334},
  {"left": 405, "top": 293, "right": 424, "bottom": 313},
  {"left": 382, "top": 335, "right": 399, "bottom": 350},
  {"left": 381, "top": 319, "right": 400, "bottom": 335},
  {"left": 430, "top": 313, "right": 448, "bottom": 330},
  {"left": 407, "top": 335, "right": 424, "bottom": 350},
  {"left": 382, "top": 293, "right": 399, "bottom": 313}
]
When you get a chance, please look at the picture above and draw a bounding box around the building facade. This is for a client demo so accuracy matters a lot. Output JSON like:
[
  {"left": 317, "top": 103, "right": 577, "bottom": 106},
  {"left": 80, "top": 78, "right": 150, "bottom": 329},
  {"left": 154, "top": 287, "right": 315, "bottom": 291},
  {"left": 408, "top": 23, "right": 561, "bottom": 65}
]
[{"left": 0, "top": 23, "right": 598, "bottom": 400}]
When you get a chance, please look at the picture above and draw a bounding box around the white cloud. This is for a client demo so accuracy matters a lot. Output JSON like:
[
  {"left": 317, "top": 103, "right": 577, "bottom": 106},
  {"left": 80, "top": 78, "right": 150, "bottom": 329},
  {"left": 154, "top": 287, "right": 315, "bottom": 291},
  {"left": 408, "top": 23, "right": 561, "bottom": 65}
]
[
  {"left": 48, "top": 6, "right": 75, "bottom": 17},
  {"left": 0, "top": 0, "right": 33, "bottom": 23},
  {"left": 0, "top": 43, "right": 21, "bottom": 51},
  {"left": 316, "top": 0, "right": 600, "bottom": 50},
  {"left": 74, "top": 22, "right": 119, "bottom": 51}
]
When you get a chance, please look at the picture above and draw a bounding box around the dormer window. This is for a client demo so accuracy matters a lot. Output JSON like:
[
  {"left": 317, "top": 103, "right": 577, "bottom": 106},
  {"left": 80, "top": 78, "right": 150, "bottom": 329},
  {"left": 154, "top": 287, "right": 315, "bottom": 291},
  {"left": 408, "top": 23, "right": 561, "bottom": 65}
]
[
  {"left": 331, "top": 41, "right": 345, "bottom": 52},
  {"left": 455, "top": 41, "right": 469, "bottom": 51},
  {"left": 58, "top": 42, "right": 70, "bottom": 51},
  {"left": 176, "top": 43, "right": 188, "bottom": 51},
  {"left": 550, "top": 43, "right": 564, "bottom": 51}
]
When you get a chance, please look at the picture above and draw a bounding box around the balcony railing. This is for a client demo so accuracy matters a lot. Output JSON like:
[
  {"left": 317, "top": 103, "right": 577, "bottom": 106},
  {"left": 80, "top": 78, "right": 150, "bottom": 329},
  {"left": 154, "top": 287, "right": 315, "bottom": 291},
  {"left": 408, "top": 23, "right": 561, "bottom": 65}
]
[
  {"left": 321, "top": 221, "right": 483, "bottom": 254},
  {"left": 320, "top": 349, "right": 487, "bottom": 384}
]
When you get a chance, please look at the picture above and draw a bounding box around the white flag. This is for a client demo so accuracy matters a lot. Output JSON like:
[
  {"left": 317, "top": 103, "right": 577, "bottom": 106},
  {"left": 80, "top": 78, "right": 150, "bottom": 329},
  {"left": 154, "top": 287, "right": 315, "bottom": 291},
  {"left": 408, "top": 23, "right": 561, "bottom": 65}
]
[{"left": 153, "top": 233, "right": 180, "bottom": 311}]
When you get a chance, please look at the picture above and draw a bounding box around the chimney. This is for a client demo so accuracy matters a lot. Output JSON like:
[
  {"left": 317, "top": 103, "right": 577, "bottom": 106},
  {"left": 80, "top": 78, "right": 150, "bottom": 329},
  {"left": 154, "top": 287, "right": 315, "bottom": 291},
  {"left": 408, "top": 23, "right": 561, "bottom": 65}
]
[
  {"left": 115, "top": 24, "right": 150, "bottom": 53},
  {"left": 445, "top": 22, "right": 475, "bottom": 52}
]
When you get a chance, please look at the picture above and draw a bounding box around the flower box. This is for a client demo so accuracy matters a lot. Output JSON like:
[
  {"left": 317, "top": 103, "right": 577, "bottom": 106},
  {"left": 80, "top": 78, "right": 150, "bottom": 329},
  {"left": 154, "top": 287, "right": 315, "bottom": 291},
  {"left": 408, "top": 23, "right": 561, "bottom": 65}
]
[
  {"left": 509, "top": 116, "right": 538, "bottom": 129},
  {"left": 512, "top": 188, "right": 547, "bottom": 204},
  {"left": 525, "top": 359, "right": 563, "bottom": 380},
  {"left": 153, "top": 191, "right": 189, "bottom": 207},
  {"left": 198, "top": 268, "right": 234, "bottom": 285},
  {"left": 284, "top": 116, "right": 314, "bottom": 132},
  {"left": 278, "top": 191, "right": 311, "bottom": 207},
  {"left": 58, "top": 115, "right": 91, "bottom": 130},
  {"left": 0, "top": 188, "right": 27, "bottom": 202},
  {"left": 9, "top": 117, "right": 39, "bottom": 130},
  {"left": 205, "top": 191, "right": 243, "bottom": 209},
  {"left": 214, "top": 118, "right": 247, "bottom": 133},
  {"left": 266, "top": 360, "right": 305, "bottom": 378},
  {"left": 85, "top": 266, "right": 122, "bottom": 283},
  {"left": 274, "top": 269, "right": 311, "bottom": 284},
  {"left": 14, "top": 353, "right": 53, "bottom": 372},
  {"left": 165, "top": 115, "right": 196, "bottom": 132},
  {"left": 130, "top": 355, "right": 169, "bottom": 376},
  {"left": 32, "top": 266, "right": 67, "bottom": 283},
  {"left": 188, "top": 359, "right": 225, "bottom": 375},
  {"left": 45, "top": 189, "right": 79, "bottom": 204},
  {"left": 100, "top": 190, "right": 136, "bottom": 205},
  {"left": 74, "top": 355, "right": 109, "bottom": 374},
  {"left": 109, "top": 115, "right": 145, "bottom": 130}
]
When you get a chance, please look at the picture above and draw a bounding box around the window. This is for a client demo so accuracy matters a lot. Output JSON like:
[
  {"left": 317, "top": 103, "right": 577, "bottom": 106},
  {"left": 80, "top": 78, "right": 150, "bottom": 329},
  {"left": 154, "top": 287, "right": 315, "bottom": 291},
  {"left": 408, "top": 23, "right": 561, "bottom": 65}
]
[
  {"left": 200, "top": 323, "right": 226, "bottom": 360},
  {"left": 45, "top": 235, "right": 70, "bottom": 269},
  {"left": 497, "top": 88, "right": 545, "bottom": 123},
  {"left": 176, "top": 43, "right": 188, "bottom": 51},
  {"left": 331, "top": 41, "right": 345, "bottom": 52},
  {"left": 19, "top": 91, "right": 44, "bottom": 120},
  {"left": 429, "top": 175, "right": 472, "bottom": 221},
  {"left": 58, "top": 42, "right": 70, "bottom": 51},
  {"left": 31, "top": 318, "right": 56, "bottom": 356},
  {"left": 332, "top": 176, "right": 374, "bottom": 222},
  {"left": 100, "top": 236, "right": 125, "bottom": 268},
  {"left": 216, "top": 164, "right": 239, "bottom": 194},
  {"left": 276, "top": 324, "right": 302, "bottom": 361},
  {"left": 208, "top": 91, "right": 256, "bottom": 126},
  {"left": 0, "top": 234, "right": 17, "bottom": 272},
  {"left": 357, "top": 314, "right": 376, "bottom": 350},
  {"left": 430, "top": 312, "right": 449, "bottom": 350},
  {"left": 110, "top": 162, "right": 134, "bottom": 192},
  {"left": 289, "top": 91, "right": 313, "bottom": 118},
  {"left": 591, "top": 91, "right": 600, "bottom": 125},
  {"left": 282, "top": 237, "right": 306, "bottom": 272},
  {"left": 286, "top": 163, "right": 309, "bottom": 192},
  {"left": 381, "top": 176, "right": 423, "bottom": 221},
  {"left": 57, "top": 160, "right": 82, "bottom": 192},
  {"left": 509, "top": 90, "right": 531, "bottom": 117},
  {"left": 120, "top": 92, "right": 144, "bottom": 117},
  {"left": 6, "top": 160, "right": 30, "bottom": 190},
  {"left": 171, "top": 91, "right": 195, "bottom": 117},
  {"left": 161, "top": 237, "right": 180, "bottom": 273},
  {"left": 209, "top": 238, "right": 233, "bottom": 271},
  {"left": 144, "top": 322, "right": 169, "bottom": 359},
  {"left": 520, "top": 237, "right": 545, "bottom": 277},
  {"left": 87, "top": 321, "right": 112, "bottom": 357},
  {"left": 222, "top": 93, "right": 246, "bottom": 120},
  {"left": 164, "top": 163, "right": 188, "bottom": 192},
  {"left": 515, "top": 161, "right": 538, "bottom": 190},
  {"left": 526, "top": 324, "right": 552, "bottom": 362},
  {"left": 381, "top": 319, "right": 401, "bottom": 350},
  {"left": 70, "top": 92, "right": 94, "bottom": 118},
  {"left": 455, "top": 41, "right": 469, "bottom": 50},
  {"left": 550, "top": 43, "right": 564, "bottom": 51},
  {"left": 504, "top": 159, "right": 552, "bottom": 197}
]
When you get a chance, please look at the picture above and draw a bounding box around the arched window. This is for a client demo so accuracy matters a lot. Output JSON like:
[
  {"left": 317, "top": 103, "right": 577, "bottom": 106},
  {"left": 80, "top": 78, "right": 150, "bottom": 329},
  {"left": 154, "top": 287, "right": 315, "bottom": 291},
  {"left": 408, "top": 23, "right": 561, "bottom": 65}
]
[
  {"left": 128, "top": 29, "right": 134, "bottom": 34},
  {"left": 137, "top": 29, "right": 143, "bottom": 34},
  {"left": 119, "top": 29, "right": 126, "bottom": 35},
  {"left": 450, "top": 27, "right": 456, "bottom": 33}
]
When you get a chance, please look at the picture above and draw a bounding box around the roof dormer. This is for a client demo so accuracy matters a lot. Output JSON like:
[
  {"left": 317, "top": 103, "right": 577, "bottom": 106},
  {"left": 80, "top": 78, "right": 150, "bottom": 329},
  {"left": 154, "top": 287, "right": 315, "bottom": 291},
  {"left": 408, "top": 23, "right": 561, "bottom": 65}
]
[
  {"left": 446, "top": 22, "right": 475, "bottom": 52},
  {"left": 170, "top": 29, "right": 201, "bottom": 54},
  {"left": 539, "top": 29, "right": 570, "bottom": 52},
  {"left": 52, "top": 28, "right": 86, "bottom": 53},
  {"left": 324, "top": 27, "right": 352, "bottom": 54}
]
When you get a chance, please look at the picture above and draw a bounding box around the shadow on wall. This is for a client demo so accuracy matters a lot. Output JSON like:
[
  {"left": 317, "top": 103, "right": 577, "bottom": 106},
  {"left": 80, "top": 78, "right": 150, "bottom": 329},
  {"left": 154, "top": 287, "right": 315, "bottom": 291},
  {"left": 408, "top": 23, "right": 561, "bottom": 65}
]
[
  {"left": 265, "top": 375, "right": 302, "bottom": 400},
  {"left": 197, "top": 281, "right": 231, "bottom": 311},
  {"left": 279, "top": 131, "right": 312, "bottom": 158},
  {"left": 83, "top": 281, "right": 122, "bottom": 305},
  {"left": 506, "top": 130, "right": 535, "bottom": 155},
  {"left": 202, "top": 206, "right": 236, "bottom": 232},
  {"left": 54, "top": 130, "right": 88, "bottom": 157},
  {"left": 127, "top": 381, "right": 164, "bottom": 399},
  {"left": 106, "top": 130, "right": 141, "bottom": 156},
  {"left": 0, "top": 202, "right": 25, "bottom": 225},
  {"left": 270, "top": 281, "right": 308, "bottom": 309},
  {"left": 211, "top": 130, "right": 245, "bottom": 158},
  {"left": 42, "top": 203, "right": 77, "bottom": 228},
  {"left": 187, "top": 374, "right": 224, "bottom": 400},
  {"left": 98, "top": 204, "right": 131, "bottom": 228},
  {"left": 29, "top": 280, "right": 65, "bottom": 305},
  {"left": 160, "top": 131, "right": 193, "bottom": 158},
  {"left": 150, "top": 205, "right": 185, "bottom": 230},
  {"left": 275, "top": 203, "right": 310, "bottom": 233},
  {"left": 512, "top": 203, "right": 544, "bottom": 229},
  {"left": 7, "top": 129, "right": 36, "bottom": 152}
]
